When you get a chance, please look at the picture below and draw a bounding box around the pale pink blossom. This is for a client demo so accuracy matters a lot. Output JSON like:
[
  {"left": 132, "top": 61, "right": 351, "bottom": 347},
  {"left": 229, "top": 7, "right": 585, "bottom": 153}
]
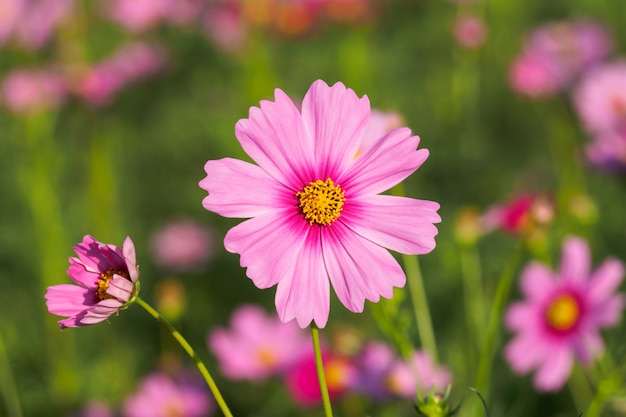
[
  {"left": 11, "top": 0, "right": 73, "bottom": 50},
  {"left": 150, "top": 219, "right": 215, "bottom": 272},
  {"left": 586, "top": 124, "right": 626, "bottom": 173},
  {"left": 509, "top": 19, "right": 613, "bottom": 98},
  {"left": 105, "top": 0, "right": 170, "bottom": 32},
  {"left": 208, "top": 305, "right": 310, "bottom": 380},
  {"left": 452, "top": 14, "right": 487, "bottom": 49},
  {"left": 0, "top": 0, "right": 23, "bottom": 46},
  {"left": 505, "top": 237, "right": 624, "bottom": 391},
  {"left": 1, "top": 68, "right": 68, "bottom": 114},
  {"left": 386, "top": 351, "right": 452, "bottom": 398},
  {"left": 77, "top": 42, "right": 166, "bottom": 106},
  {"left": 574, "top": 60, "right": 626, "bottom": 134},
  {"left": 199, "top": 80, "right": 440, "bottom": 328},
  {"left": 123, "top": 372, "right": 212, "bottom": 417},
  {"left": 45, "top": 235, "right": 139, "bottom": 329},
  {"left": 202, "top": 0, "right": 248, "bottom": 54}
]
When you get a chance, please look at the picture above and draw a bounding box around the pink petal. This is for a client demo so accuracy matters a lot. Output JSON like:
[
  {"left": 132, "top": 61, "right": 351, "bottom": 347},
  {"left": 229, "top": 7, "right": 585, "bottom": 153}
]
[
  {"left": 590, "top": 294, "right": 624, "bottom": 327},
  {"left": 122, "top": 236, "right": 139, "bottom": 281},
  {"left": 560, "top": 237, "right": 591, "bottom": 284},
  {"left": 67, "top": 261, "right": 99, "bottom": 288},
  {"left": 45, "top": 284, "right": 94, "bottom": 316},
  {"left": 72, "top": 235, "right": 102, "bottom": 272},
  {"left": 200, "top": 158, "right": 292, "bottom": 218},
  {"left": 234, "top": 88, "right": 315, "bottom": 190},
  {"left": 341, "top": 195, "right": 440, "bottom": 255},
  {"left": 588, "top": 258, "right": 624, "bottom": 302},
  {"left": 322, "top": 222, "right": 406, "bottom": 313},
  {"left": 504, "top": 333, "right": 545, "bottom": 374},
  {"left": 106, "top": 275, "right": 135, "bottom": 302},
  {"left": 77, "top": 299, "right": 124, "bottom": 325},
  {"left": 520, "top": 262, "right": 556, "bottom": 300},
  {"left": 224, "top": 209, "right": 308, "bottom": 289},
  {"left": 274, "top": 226, "right": 330, "bottom": 328},
  {"left": 574, "top": 330, "right": 604, "bottom": 364},
  {"left": 300, "top": 80, "right": 370, "bottom": 179},
  {"left": 533, "top": 345, "right": 573, "bottom": 391},
  {"left": 504, "top": 302, "right": 537, "bottom": 331},
  {"left": 339, "top": 128, "right": 429, "bottom": 197}
]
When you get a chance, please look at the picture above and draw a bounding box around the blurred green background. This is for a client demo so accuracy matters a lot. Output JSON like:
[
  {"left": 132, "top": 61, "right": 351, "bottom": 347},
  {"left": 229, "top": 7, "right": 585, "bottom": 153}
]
[{"left": 2, "top": 0, "right": 626, "bottom": 416}]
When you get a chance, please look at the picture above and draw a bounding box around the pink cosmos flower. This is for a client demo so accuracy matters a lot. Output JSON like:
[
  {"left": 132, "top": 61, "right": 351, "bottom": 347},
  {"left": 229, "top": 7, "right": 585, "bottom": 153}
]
[
  {"left": 509, "top": 19, "right": 613, "bottom": 98},
  {"left": 352, "top": 341, "right": 397, "bottom": 399},
  {"left": 0, "top": 0, "right": 23, "bottom": 46},
  {"left": 1, "top": 67, "right": 68, "bottom": 114},
  {"left": 586, "top": 123, "right": 626, "bottom": 173},
  {"left": 452, "top": 14, "right": 487, "bottom": 50},
  {"left": 45, "top": 235, "right": 139, "bottom": 329},
  {"left": 574, "top": 60, "right": 626, "bottom": 134},
  {"left": 11, "top": 0, "right": 73, "bottom": 50},
  {"left": 150, "top": 219, "right": 215, "bottom": 272},
  {"left": 208, "top": 304, "right": 310, "bottom": 380},
  {"left": 123, "top": 372, "right": 212, "bottom": 417},
  {"left": 284, "top": 349, "right": 357, "bottom": 406},
  {"left": 77, "top": 42, "right": 166, "bottom": 106},
  {"left": 386, "top": 350, "right": 452, "bottom": 398},
  {"left": 504, "top": 236, "right": 624, "bottom": 391},
  {"left": 199, "top": 79, "right": 441, "bottom": 328},
  {"left": 202, "top": 0, "right": 248, "bottom": 54}
]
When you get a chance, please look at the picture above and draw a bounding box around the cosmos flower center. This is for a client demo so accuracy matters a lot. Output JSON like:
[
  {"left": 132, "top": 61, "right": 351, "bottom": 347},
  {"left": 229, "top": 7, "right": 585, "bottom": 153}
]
[
  {"left": 296, "top": 178, "right": 346, "bottom": 226},
  {"left": 256, "top": 347, "right": 277, "bottom": 368},
  {"left": 546, "top": 294, "right": 580, "bottom": 331},
  {"left": 96, "top": 268, "right": 129, "bottom": 300}
]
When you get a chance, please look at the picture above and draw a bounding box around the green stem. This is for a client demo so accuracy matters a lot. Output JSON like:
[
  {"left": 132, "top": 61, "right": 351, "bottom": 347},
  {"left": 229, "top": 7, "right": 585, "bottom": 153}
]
[
  {"left": 136, "top": 297, "right": 233, "bottom": 417},
  {"left": 474, "top": 242, "right": 525, "bottom": 397},
  {"left": 460, "top": 245, "right": 484, "bottom": 377},
  {"left": 0, "top": 331, "right": 22, "bottom": 417},
  {"left": 311, "top": 324, "right": 333, "bottom": 417},
  {"left": 403, "top": 254, "right": 438, "bottom": 363}
]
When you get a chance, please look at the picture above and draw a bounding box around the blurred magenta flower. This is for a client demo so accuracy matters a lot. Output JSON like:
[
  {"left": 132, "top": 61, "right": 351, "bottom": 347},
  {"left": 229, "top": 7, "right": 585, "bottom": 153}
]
[
  {"left": 352, "top": 341, "right": 397, "bottom": 399},
  {"left": 386, "top": 350, "right": 452, "bottom": 398},
  {"left": 1, "top": 67, "right": 68, "bottom": 114},
  {"left": 509, "top": 19, "right": 613, "bottom": 98},
  {"left": 105, "top": 0, "right": 170, "bottom": 32},
  {"left": 45, "top": 235, "right": 140, "bottom": 329},
  {"left": 150, "top": 219, "right": 215, "bottom": 273},
  {"left": 574, "top": 60, "right": 626, "bottom": 134},
  {"left": 481, "top": 193, "right": 554, "bottom": 236},
  {"left": 586, "top": 124, "right": 626, "bottom": 173},
  {"left": 452, "top": 14, "right": 487, "bottom": 50},
  {"left": 202, "top": 0, "right": 248, "bottom": 54},
  {"left": 77, "top": 42, "right": 166, "bottom": 106},
  {"left": 10, "top": 0, "right": 73, "bottom": 50},
  {"left": 0, "top": 0, "right": 22, "bottom": 47},
  {"left": 208, "top": 304, "right": 310, "bottom": 380},
  {"left": 504, "top": 237, "right": 624, "bottom": 391},
  {"left": 200, "top": 79, "right": 441, "bottom": 328},
  {"left": 123, "top": 372, "right": 212, "bottom": 417},
  {"left": 285, "top": 349, "right": 357, "bottom": 406}
]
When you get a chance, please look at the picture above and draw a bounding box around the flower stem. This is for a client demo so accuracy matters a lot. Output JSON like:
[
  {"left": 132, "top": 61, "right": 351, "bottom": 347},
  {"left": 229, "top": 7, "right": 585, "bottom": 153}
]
[
  {"left": 403, "top": 254, "right": 439, "bottom": 363},
  {"left": 136, "top": 297, "right": 233, "bottom": 417},
  {"left": 0, "top": 331, "right": 22, "bottom": 417},
  {"left": 474, "top": 242, "right": 525, "bottom": 398},
  {"left": 311, "top": 324, "right": 333, "bottom": 417}
]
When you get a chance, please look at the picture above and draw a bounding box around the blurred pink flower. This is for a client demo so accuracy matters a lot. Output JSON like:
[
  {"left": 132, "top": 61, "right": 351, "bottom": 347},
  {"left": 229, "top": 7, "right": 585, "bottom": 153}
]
[
  {"left": 585, "top": 123, "right": 626, "bottom": 173},
  {"left": 77, "top": 42, "right": 166, "bottom": 106},
  {"left": 150, "top": 219, "right": 215, "bottom": 272},
  {"left": 0, "top": 0, "right": 23, "bottom": 46},
  {"left": 505, "top": 237, "right": 624, "bottom": 391},
  {"left": 386, "top": 350, "right": 452, "bottom": 398},
  {"left": 11, "top": 0, "right": 73, "bottom": 50},
  {"left": 481, "top": 194, "right": 535, "bottom": 234},
  {"left": 45, "top": 235, "right": 139, "bottom": 329},
  {"left": 352, "top": 341, "right": 397, "bottom": 399},
  {"left": 208, "top": 304, "right": 310, "bottom": 380},
  {"left": 1, "top": 67, "right": 68, "bottom": 114},
  {"left": 452, "top": 14, "right": 487, "bottom": 49},
  {"left": 285, "top": 349, "right": 357, "bottom": 406},
  {"left": 123, "top": 372, "right": 212, "bottom": 417},
  {"left": 360, "top": 109, "right": 404, "bottom": 153},
  {"left": 574, "top": 60, "right": 626, "bottom": 134},
  {"left": 202, "top": 0, "right": 248, "bottom": 54},
  {"left": 509, "top": 19, "right": 613, "bottom": 98},
  {"left": 199, "top": 79, "right": 440, "bottom": 328},
  {"left": 105, "top": 0, "right": 170, "bottom": 32}
]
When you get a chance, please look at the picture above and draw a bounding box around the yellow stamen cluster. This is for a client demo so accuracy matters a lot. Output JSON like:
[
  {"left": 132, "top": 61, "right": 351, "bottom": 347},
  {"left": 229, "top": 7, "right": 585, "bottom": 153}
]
[
  {"left": 96, "top": 268, "right": 128, "bottom": 300},
  {"left": 296, "top": 178, "right": 346, "bottom": 226},
  {"left": 546, "top": 294, "right": 580, "bottom": 331}
]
